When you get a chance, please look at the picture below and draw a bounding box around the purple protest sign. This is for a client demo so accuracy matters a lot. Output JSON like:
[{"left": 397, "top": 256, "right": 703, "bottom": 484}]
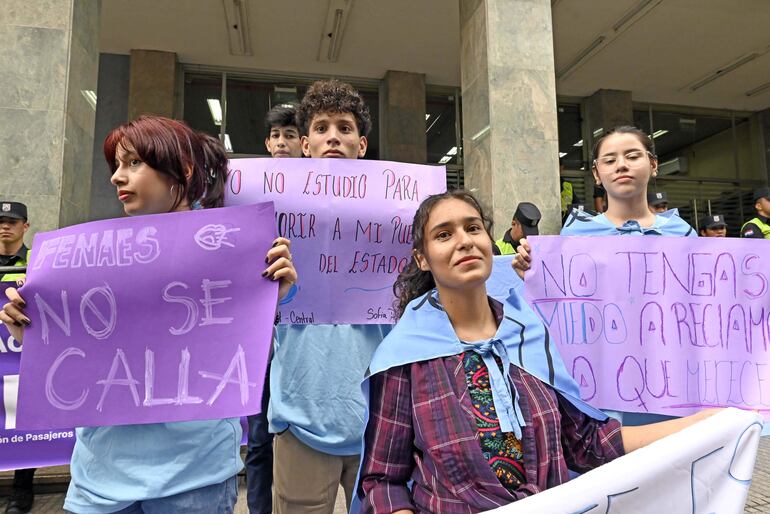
[
  {"left": 224, "top": 158, "right": 446, "bottom": 324},
  {"left": 15, "top": 204, "right": 278, "bottom": 430},
  {"left": 518, "top": 236, "right": 770, "bottom": 421},
  {"left": 0, "top": 283, "right": 75, "bottom": 470}
]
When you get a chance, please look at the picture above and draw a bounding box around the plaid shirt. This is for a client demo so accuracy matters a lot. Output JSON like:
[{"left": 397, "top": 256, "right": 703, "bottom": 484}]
[{"left": 358, "top": 308, "right": 625, "bottom": 513}]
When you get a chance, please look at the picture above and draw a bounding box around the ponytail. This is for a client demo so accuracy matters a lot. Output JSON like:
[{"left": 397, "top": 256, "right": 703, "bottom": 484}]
[{"left": 196, "top": 133, "right": 228, "bottom": 208}]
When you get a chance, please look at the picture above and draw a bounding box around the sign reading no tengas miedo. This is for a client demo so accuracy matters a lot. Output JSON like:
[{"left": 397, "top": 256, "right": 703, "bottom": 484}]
[
  {"left": 224, "top": 158, "right": 447, "bottom": 325},
  {"left": 15, "top": 203, "right": 278, "bottom": 430},
  {"left": 489, "top": 235, "right": 770, "bottom": 423}
]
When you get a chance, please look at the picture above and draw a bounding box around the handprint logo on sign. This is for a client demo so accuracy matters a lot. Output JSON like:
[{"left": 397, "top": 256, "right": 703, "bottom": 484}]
[{"left": 194, "top": 225, "right": 241, "bottom": 251}]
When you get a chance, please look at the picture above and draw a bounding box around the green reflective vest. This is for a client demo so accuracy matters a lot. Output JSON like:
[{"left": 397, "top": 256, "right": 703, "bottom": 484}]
[
  {"left": 495, "top": 238, "right": 515, "bottom": 255},
  {"left": 1, "top": 248, "right": 30, "bottom": 283},
  {"left": 741, "top": 218, "right": 770, "bottom": 239},
  {"left": 561, "top": 181, "right": 574, "bottom": 213}
]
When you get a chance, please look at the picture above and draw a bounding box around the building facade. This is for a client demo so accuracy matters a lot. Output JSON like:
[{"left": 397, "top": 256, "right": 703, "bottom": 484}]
[{"left": 2, "top": 0, "right": 769, "bottom": 240}]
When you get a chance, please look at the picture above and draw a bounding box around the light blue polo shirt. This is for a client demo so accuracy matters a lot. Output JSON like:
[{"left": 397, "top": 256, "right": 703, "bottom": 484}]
[
  {"left": 561, "top": 208, "right": 697, "bottom": 237},
  {"left": 269, "top": 324, "right": 389, "bottom": 455},
  {"left": 64, "top": 419, "right": 242, "bottom": 513}
]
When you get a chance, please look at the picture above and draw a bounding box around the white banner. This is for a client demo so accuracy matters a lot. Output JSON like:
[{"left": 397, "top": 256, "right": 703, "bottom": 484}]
[
  {"left": 3, "top": 374, "right": 18, "bottom": 430},
  {"left": 485, "top": 408, "right": 762, "bottom": 514}
]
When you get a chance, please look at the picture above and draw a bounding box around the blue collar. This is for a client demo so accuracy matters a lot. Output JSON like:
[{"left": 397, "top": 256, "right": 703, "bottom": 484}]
[
  {"left": 562, "top": 208, "right": 695, "bottom": 237},
  {"left": 352, "top": 287, "right": 607, "bottom": 512},
  {"left": 368, "top": 289, "right": 607, "bottom": 437}
]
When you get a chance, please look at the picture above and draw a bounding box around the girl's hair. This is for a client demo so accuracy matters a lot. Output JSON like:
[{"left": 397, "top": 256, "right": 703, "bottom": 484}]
[
  {"left": 591, "top": 125, "right": 656, "bottom": 163},
  {"left": 103, "top": 116, "right": 228, "bottom": 209},
  {"left": 392, "top": 190, "right": 493, "bottom": 318}
]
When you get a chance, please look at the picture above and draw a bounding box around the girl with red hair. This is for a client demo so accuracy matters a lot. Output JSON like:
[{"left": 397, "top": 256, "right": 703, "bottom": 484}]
[{"left": 1, "top": 116, "right": 296, "bottom": 513}]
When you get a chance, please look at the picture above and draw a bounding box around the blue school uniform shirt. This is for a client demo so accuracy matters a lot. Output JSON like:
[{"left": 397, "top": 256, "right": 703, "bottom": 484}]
[
  {"left": 561, "top": 208, "right": 696, "bottom": 237},
  {"left": 270, "top": 324, "right": 389, "bottom": 455},
  {"left": 64, "top": 419, "right": 242, "bottom": 513}
]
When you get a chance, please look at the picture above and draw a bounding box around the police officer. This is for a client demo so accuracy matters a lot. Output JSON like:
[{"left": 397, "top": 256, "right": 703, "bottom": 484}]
[
  {"left": 0, "top": 201, "right": 35, "bottom": 514},
  {"left": 647, "top": 191, "right": 669, "bottom": 214},
  {"left": 0, "top": 201, "right": 29, "bottom": 283},
  {"left": 593, "top": 184, "right": 607, "bottom": 213},
  {"left": 741, "top": 188, "right": 770, "bottom": 239},
  {"left": 559, "top": 158, "right": 581, "bottom": 217},
  {"left": 699, "top": 214, "right": 727, "bottom": 238},
  {"left": 495, "top": 202, "right": 541, "bottom": 255}
]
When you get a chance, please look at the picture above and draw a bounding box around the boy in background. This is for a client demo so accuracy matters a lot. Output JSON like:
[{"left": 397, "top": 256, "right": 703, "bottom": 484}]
[
  {"left": 263, "top": 104, "right": 303, "bottom": 158},
  {"left": 244, "top": 104, "right": 303, "bottom": 514},
  {"left": 269, "top": 80, "right": 387, "bottom": 514}
]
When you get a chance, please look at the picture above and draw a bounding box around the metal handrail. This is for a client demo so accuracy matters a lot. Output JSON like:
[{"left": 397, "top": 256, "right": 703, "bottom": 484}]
[{"left": 0, "top": 266, "right": 26, "bottom": 275}]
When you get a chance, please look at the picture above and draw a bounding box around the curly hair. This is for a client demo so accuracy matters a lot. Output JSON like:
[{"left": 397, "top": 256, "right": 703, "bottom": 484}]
[
  {"left": 297, "top": 79, "right": 371, "bottom": 136},
  {"left": 393, "top": 190, "right": 494, "bottom": 318}
]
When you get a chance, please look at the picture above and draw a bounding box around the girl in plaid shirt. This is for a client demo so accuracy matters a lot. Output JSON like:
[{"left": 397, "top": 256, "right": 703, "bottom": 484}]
[{"left": 354, "top": 190, "right": 717, "bottom": 514}]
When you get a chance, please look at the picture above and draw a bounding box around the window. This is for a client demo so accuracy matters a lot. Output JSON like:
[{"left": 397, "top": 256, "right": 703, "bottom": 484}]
[
  {"left": 224, "top": 79, "right": 275, "bottom": 156},
  {"left": 183, "top": 73, "right": 223, "bottom": 139},
  {"left": 426, "top": 93, "right": 458, "bottom": 165},
  {"left": 427, "top": 91, "right": 463, "bottom": 189},
  {"left": 557, "top": 104, "right": 583, "bottom": 171},
  {"left": 633, "top": 106, "right": 760, "bottom": 235},
  {"left": 182, "top": 71, "right": 380, "bottom": 159}
]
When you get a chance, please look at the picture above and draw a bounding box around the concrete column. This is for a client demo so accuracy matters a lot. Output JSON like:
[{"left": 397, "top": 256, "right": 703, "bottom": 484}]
[
  {"left": 580, "top": 89, "right": 634, "bottom": 190},
  {"left": 0, "top": 0, "right": 101, "bottom": 239},
  {"left": 460, "top": 0, "right": 561, "bottom": 235},
  {"left": 750, "top": 108, "right": 770, "bottom": 185},
  {"left": 90, "top": 54, "right": 130, "bottom": 221},
  {"left": 128, "top": 49, "right": 177, "bottom": 120},
  {"left": 379, "top": 70, "right": 427, "bottom": 164},
  {"left": 583, "top": 89, "right": 634, "bottom": 141}
]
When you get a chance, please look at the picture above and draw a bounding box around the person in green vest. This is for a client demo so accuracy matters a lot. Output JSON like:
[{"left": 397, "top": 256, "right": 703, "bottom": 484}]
[
  {"left": 494, "top": 202, "right": 541, "bottom": 255},
  {"left": 741, "top": 187, "right": 770, "bottom": 239},
  {"left": 559, "top": 158, "right": 581, "bottom": 217},
  {"left": 0, "top": 200, "right": 35, "bottom": 514},
  {"left": 560, "top": 178, "right": 583, "bottom": 213},
  {"left": 0, "top": 201, "right": 29, "bottom": 285}
]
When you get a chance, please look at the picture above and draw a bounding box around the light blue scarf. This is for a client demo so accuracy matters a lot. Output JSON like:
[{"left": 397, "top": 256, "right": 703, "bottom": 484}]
[
  {"left": 351, "top": 286, "right": 608, "bottom": 512},
  {"left": 460, "top": 337, "right": 525, "bottom": 437},
  {"left": 366, "top": 287, "right": 607, "bottom": 438}
]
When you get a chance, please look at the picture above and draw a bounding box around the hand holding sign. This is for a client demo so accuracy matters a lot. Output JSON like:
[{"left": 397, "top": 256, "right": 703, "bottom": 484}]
[
  {"left": 14, "top": 203, "right": 279, "bottom": 430},
  {"left": 516, "top": 236, "right": 770, "bottom": 421},
  {"left": 0, "top": 284, "right": 76, "bottom": 471},
  {"left": 225, "top": 158, "right": 446, "bottom": 324},
  {"left": 263, "top": 236, "right": 297, "bottom": 300},
  {"left": 1, "top": 286, "right": 29, "bottom": 343},
  {"left": 511, "top": 238, "right": 532, "bottom": 279}
]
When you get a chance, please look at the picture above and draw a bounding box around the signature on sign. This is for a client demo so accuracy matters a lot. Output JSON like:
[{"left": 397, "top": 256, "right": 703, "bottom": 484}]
[{"left": 194, "top": 225, "right": 241, "bottom": 251}]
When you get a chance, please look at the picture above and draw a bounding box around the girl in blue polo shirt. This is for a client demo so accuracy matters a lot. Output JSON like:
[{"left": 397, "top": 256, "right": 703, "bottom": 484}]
[
  {"left": 560, "top": 126, "right": 695, "bottom": 237},
  {"left": 514, "top": 126, "right": 695, "bottom": 426},
  {"left": 514, "top": 125, "right": 695, "bottom": 270},
  {"left": 0, "top": 116, "right": 297, "bottom": 514}
]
